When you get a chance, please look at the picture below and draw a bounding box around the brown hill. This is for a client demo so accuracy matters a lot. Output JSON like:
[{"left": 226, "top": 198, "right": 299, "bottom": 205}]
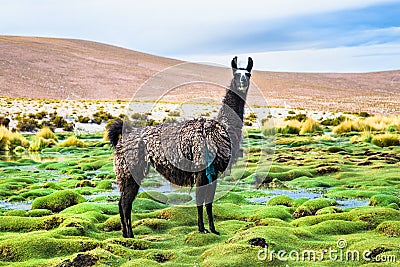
[
  {"left": 0, "top": 36, "right": 399, "bottom": 114},
  {"left": 0, "top": 36, "right": 181, "bottom": 100}
]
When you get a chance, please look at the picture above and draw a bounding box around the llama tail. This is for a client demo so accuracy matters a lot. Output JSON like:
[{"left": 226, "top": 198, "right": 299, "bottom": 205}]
[{"left": 108, "top": 119, "right": 123, "bottom": 148}]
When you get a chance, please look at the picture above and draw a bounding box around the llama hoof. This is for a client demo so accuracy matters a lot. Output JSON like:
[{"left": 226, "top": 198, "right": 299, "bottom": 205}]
[
  {"left": 211, "top": 230, "right": 220, "bottom": 235},
  {"left": 199, "top": 229, "right": 210, "bottom": 234},
  {"left": 123, "top": 232, "right": 134, "bottom": 238}
]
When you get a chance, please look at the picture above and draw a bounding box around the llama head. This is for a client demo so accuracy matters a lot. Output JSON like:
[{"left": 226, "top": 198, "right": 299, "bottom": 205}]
[{"left": 231, "top": 56, "right": 253, "bottom": 92}]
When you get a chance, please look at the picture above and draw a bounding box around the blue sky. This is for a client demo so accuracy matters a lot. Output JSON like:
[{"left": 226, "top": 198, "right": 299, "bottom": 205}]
[{"left": 1, "top": 0, "right": 399, "bottom": 72}]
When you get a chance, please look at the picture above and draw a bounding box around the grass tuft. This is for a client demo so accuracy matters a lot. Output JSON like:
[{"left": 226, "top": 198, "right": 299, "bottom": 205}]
[
  {"left": 36, "top": 127, "right": 58, "bottom": 141},
  {"left": 299, "top": 118, "right": 322, "bottom": 135},
  {"left": 59, "top": 135, "right": 85, "bottom": 148},
  {"left": 371, "top": 134, "right": 400, "bottom": 147}
]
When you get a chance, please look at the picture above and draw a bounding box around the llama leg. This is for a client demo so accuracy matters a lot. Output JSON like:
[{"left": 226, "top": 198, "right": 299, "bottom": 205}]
[
  {"left": 205, "top": 180, "right": 219, "bottom": 235},
  {"left": 196, "top": 172, "right": 209, "bottom": 233},
  {"left": 119, "top": 179, "right": 140, "bottom": 238},
  {"left": 196, "top": 186, "right": 209, "bottom": 234},
  {"left": 118, "top": 197, "right": 127, "bottom": 237}
]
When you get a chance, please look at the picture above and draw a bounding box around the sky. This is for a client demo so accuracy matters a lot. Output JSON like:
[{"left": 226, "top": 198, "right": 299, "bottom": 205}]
[{"left": 1, "top": 0, "right": 399, "bottom": 72}]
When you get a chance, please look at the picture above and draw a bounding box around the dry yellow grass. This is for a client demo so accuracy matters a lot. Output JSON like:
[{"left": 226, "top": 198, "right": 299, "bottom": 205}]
[
  {"left": 333, "top": 119, "right": 362, "bottom": 134},
  {"left": 0, "top": 126, "right": 12, "bottom": 151},
  {"left": 263, "top": 118, "right": 324, "bottom": 135},
  {"left": 0, "top": 126, "right": 29, "bottom": 151},
  {"left": 364, "top": 116, "right": 400, "bottom": 131},
  {"left": 58, "top": 135, "right": 84, "bottom": 148},
  {"left": 300, "top": 118, "right": 322, "bottom": 135},
  {"left": 36, "top": 127, "right": 57, "bottom": 141},
  {"left": 334, "top": 116, "right": 400, "bottom": 134}
]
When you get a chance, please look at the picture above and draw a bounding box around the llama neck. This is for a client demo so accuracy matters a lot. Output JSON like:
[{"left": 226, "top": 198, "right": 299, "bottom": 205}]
[{"left": 217, "top": 80, "right": 246, "bottom": 131}]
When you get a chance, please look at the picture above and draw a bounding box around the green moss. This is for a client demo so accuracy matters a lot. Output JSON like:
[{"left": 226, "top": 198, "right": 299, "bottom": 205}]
[
  {"left": 185, "top": 231, "right": 225, "bottom": 246},
  {"left": 255, "top": 218, "right": 293, "bottom": 228},
  {"left": 0, "top": 215, "right": 63, "bottom": 232},
  {"left": 4, "top": 210, "right": 28, "bottom": 217},
  {"left": 308, "top": 220, "right": 367, "bottom": 235},
  {"left": 31, "top": 190, "right": 86, "bottom": 212},
  {"left": 326, "top": 188, "right": 380, "bottom": 199},
  {"left": 247, "top": 206, "right": 292, "bottom": 221},
  {"left": 216, "top": 192, "right": 250, "bottom": 205},
  {"left": 349, "top": 207, "right": 400, "bottom": 228},
  {"left": 133, "top": 218, "right": 172, "bottom": 231},
  {"left": 106, "top": 238, "right": 151, "bottom": 250},
  {"left": 202, "top": 244, "right": 265, "bottom": 267},
  {"left": 292, "top": 198, "right": 309, "bottom": 207},
  {"left": 7, "top": 195, "right": 25, "bottom": 202},
  {"left": 243, "top": 172, "right": 269, "bottom": 184},
  {"left": 0, "top": 233, "right": 98, "bottom": 262},
  {"left": 132, "top": 198, "right": 168, "bottom": 212},
  {"left": 267, "top": 195, "right": 294, "bottom": 207},
  {"left": 369, "top": 194, "right": 400, "bottom": 207},
  {"left": 79, "top": 159, "right": 109, "bottom": 171},
  {"left": 120, "top": 259, "right": 160, "bottom": 267},
  {"left": 377, "top": 221, "right": 400, "bottom": 237},
  {"left": 267, "top": 169, "right": 313, "bottom": 182},
  {"left": 61, "top": 202, "right": 119, "bottom": 215},
  {"left": 293, "top": 198, "right": 336, "bottom": 218},
  {"left": 230, "top": 168, "right": 255, "bottom": 180},
  {"left": 387, "top": 203, "right": 399, "bottom": 210},
  {"left": 216, "top": 220, "right": 250, "bottom": 233},
  {"left": 20, "top": 188, "right": 55, "bottom": 199},
  {"left": 166, "top": 193, "right": 192, "bottom": 204},
  {"left": 41, "top": 182, "right": 63, "bottom": 190},
  {"left": 95, "top": 180, "right": 113, "bottom": 190},
  {"left": 158, "top": 206, "right": 198, "bottom": 225},
  {"left": 315, "top": 206, "right": 342, "bottom": 215},
  {"left": 103, "top": 215, "right": 121, "bottom": 232},
  {"left": 75, "top": 180, "right": 95, "bottom": 188},
  {"left": 138, "top": 191, "right": 168, "bottom": 204},
  {"left": 291, "top": 212, "right": 348, "bottom": 227},
  {"left": 28, "top": 209, "right": 53, "bottom": 217}
]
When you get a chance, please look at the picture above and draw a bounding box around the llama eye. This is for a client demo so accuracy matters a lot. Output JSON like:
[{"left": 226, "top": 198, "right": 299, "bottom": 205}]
[{"left": 245, "top": 73, "right": 251, "bottom": 77}]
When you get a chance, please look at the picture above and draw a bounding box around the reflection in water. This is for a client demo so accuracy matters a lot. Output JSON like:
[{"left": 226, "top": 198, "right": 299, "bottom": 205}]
[{"left": 0, "top": 151, "right": 65, "bottom": 162}]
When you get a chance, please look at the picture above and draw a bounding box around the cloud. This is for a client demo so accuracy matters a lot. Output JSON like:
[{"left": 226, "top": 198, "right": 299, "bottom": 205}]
[
  {"left": 179, "top": 43, "right": 400, "bottom": 73},
  {"left": 0, "top": 0, "right": 399, "bottom": 72}
]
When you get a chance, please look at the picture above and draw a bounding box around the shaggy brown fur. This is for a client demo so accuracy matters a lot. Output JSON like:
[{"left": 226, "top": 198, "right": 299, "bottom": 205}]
[{"left": 109, "top": 57, "right": 253, "bottom": 238}]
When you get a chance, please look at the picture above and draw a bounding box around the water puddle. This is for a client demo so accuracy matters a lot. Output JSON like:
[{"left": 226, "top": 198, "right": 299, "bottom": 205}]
[
  {"left": 248, "top": 188, "right": 369, "bottom": 209},
  {"left": 336, "top": 198, "right": 370, "bottom": 209},
  {"left": 0, "top": 201, "right": 32, "bottom": 211},
  {"left": 249, "top": 188, "right": 323, "bottom": 204}
]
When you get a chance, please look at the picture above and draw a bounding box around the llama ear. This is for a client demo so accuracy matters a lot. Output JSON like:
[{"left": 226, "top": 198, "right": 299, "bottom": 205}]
[
  {"left": 246, "top": 57, "right": 253, "bottom": 72},
  {"left": 231, "top": 56, "right": 238, "bottom": 70}
]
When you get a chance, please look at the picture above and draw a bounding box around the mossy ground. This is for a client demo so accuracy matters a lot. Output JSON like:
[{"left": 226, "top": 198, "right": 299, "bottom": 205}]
[{"left": 0, "top": 119, "right": 399, "bottom": 266}]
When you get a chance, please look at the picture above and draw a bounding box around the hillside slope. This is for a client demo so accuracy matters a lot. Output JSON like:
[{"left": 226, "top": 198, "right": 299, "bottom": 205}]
[
  {"left": 0, "top": 36, "right": 180, "bottom": 100},
  {"left": 1, "top": 36, "right": 399, "bottom": 114}
]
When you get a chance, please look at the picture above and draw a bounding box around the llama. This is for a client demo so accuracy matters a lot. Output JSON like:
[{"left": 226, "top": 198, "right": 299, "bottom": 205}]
[{"left": 108, "top": 56, "right": 253, "bottom": 238}]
